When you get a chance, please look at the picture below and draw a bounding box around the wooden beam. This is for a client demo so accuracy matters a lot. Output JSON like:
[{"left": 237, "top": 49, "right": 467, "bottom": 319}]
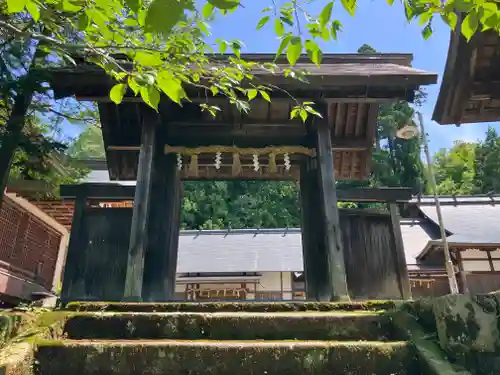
[
  {"left": 143, "top": 151, "right": 182, "bottom": 301},
  {"left": 123, "top": 110, "right": 157, "bottom": 301},
  {"left": 60, "top": 194, "right": 87, "bottom": 304},
  {"left": 388, "top": 203, "right": 411, "bottom": 300},
  {"left": 314, "top": 110, "right": 349, "bottom": 301},
  {"left": 60, "top": 184, "right": 412, "bottom": 202},
  {"left": 299, "top": 157, "right": 323, "bottom": 300}
]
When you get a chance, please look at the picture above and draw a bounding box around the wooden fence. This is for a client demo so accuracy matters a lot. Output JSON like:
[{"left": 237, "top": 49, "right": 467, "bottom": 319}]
[{"left": 0, "top": 194, "right": 65, "bottom": 291}]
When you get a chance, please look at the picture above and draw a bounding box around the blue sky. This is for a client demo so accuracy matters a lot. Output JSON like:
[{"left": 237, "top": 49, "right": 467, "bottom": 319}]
[
  {"left": 63, "top": 1, "right": 500, "bottom": 154},
  {"left": 205, "top": 0, "right": 500, "bottom": 154}
]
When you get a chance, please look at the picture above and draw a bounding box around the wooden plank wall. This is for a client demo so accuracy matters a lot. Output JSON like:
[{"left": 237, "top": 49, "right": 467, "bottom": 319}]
[
  {"left": 340, "top": 210, "right": 403, "bottom": 300},
  {"left": 62, "top": 208, "right": 407, "bottom": 302}
]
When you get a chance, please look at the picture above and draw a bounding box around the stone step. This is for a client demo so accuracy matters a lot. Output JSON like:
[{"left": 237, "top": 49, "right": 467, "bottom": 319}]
[
  {"left": 63, "top": 311, "right": 396, "bottom": 341},
  {"left": 65, "top": 300, "right": 397, "bottom": 313},
  {"left": 35, "top": 340, "right": 422, "bottom": 375}
]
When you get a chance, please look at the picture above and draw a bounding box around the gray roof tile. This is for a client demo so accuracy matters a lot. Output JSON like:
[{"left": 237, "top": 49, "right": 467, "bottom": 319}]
[
  {"left": 419, "top": 203, "right": 500, "bottom": 244},
  {"left": 177, "top": 229, "right": 304, "bottom": 273}
]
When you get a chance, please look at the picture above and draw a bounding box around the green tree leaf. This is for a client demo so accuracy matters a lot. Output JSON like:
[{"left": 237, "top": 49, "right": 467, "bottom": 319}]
[
  {"left": 386, "top": 0, "right": 394, "bottom": 5},
  {"left": 286, "top": 37, "right": 302, "bottom": 66},
  {"left": 441, "top": 11, "right": 458, "bottom": 30},
  {"left": 422, "top": 23, "right": 432, "bottom": 40},
  {"left": 128, "top": 76, "right": 140, "bottom": 96},
  {"left": 26, "top": 1, "right": 40, "bottom": 21},
  {"left": 319, "top": 2, "right": 334, "bottom": 29},
  {"left": 110, "top": 84, "right": 127, "bottom": 104},
  {"left": 257, "top": 15, "right": 270, "bottom": 29},
  {"left": 145, "top": 0, "right": 185, "bottom": 35},
  {"left": 125, "top": 0, "right": 142, "bottom": 13},
  {"left": 461, "top": 10, "right": 479, "bottom": 41},
  {"left": 330, "top": 20, "right": 342, "bottom": 40},
  {"left": 418, "top": 10, "right": 433, "bottom": 26},
  {"left": 140, "top": 86, "right": 161, "bottom": 110},
  {"left": 157, "top": 71, "right": 186, "bottom": 104},
  {"left": 202, "top": 2, "right": 214, "bottom": 18},
  {"left": 77, "top": 13, "right": 90, "bottom": 30},
  {"left": 62, "top": 0, "right": 82, "bottom": 12},
  {"left": 275, "top": 35, "right": 292, "bottom": 59},
  {"left": 260, "top": 90, "right": 271, "bottom": 102},
  {"left": 274, "top": 18, "right": 285, "bottom": 36},
  {"left": 341, "top": 0, "right": 356, "bottom": 16},
  {"left": 7, "top": 0, "right": 27, "bottom": 13},
  {"left": 247, "top": 89, "right": 258, "bottom": 100},
  {"left": 305, "top": 39, "right": 322, "bottom": 66},
  {"left": 208, "top": 0, "right": 239, "bottom": 10}
]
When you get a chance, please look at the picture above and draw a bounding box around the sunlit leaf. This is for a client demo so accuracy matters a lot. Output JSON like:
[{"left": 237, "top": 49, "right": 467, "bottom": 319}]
[
  {"left": 247, "top": 89, "right": 258, "bottom": 100},
  {"left": 305, "top": 39, "right": 322, "bottom": 66},
  {"left": 275, "top": 35, "right": 292, "bottom": 59},
  {"left": 319, "top": 2, "right": 334, "bottom": 29},
  {"left": 62, "top": 0, "right": 82, "bottom": 12},
  {"left": 257, "top": 15, "right": 270, "bottom": 29},
  {"left": 341, "top": 0, "right": 356, "bottom": 16},
  {"left": 145, "top": 0, "right": 185, "bottom": 35},
  {"left": 125, "top": 0, "right": 142, "bottom": 13},
  {"left": 26, "top": 1, "right": 40, "bottom": 21},
  {"left": 208, "top": 0, "right": 239, "bottom": 10},
  {"left": 110, "top": 84, "right": 127, "bottom": 104},
  {"left": 386, "top": 0, "right": 394, "bottom": 5},
  {"left": 418, "top": 10, "right": 433, "bottom": 26},
  {"left": 286, "top": 37, "right": 302, "bottom": 66},
  {"left": 274, "top": 18, "right": 285, "bottom": 36},
  {"left": 260, "top": 90, "right": 271, "bottom": 102},
  {"left": 157, "top": 71, "right": 186, "bottom": 104},
  {"left": 202, "top": 2, "right": 214, "bottom": 17},
  {"left": 128, "top": 76, "right": 140, "bottom": 96},
  {"left": 7, "top": 0, "right": 27, "bottom": 13},
  {"left": 461, "top": 10, "right": 479, "bottom": 41},
  {"left": 140, "top": 86, "right": 161, "bottom": 110},
  {"left": 441, "top": 11, "right": 458, "bottom": 30}
]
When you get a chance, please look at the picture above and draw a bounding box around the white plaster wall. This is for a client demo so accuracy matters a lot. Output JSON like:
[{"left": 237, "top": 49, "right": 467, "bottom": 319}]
[
  {"left": 462, "top": 260, "right": 491, "bottom": 272},
  {"left": 461, "top": 249, "right": 490, "bottom": 259}
]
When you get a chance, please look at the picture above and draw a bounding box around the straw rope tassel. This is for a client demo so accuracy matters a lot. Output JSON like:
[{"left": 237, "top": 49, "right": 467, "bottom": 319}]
[
  {"left": 232, "top": 152, "right": 241, "bottom": 176},
  {"left": 188, "top": 154, "right": 199, "bottom": 177},
  {"left": 268, "top": 152, "right": 277, "bottom": 173}
]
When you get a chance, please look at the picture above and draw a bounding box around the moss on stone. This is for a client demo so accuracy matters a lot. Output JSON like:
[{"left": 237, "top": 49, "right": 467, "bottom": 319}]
[
  {"left": 34, "top": 340, "right": 421, "bottom": 375},
  {"left": 62, "top": 311, "right": 394, "bottom": 341},
  {"left": 65, "top": 300, "right": 397, "bottom": 313}
]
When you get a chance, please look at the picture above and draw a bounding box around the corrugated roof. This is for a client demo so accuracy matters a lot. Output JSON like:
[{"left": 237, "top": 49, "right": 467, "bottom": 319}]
[{"left": 177, "top": 229, "right": 303, "bottom": 273}]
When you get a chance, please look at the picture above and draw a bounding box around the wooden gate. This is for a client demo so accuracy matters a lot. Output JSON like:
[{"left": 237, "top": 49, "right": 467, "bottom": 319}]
[{"left": 61, "top": 201, "right": 408, "bottom": 302}]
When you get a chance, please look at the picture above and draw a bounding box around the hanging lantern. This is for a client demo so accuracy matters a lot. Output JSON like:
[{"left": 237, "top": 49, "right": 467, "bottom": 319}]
[
  {"left": 176, "top": 153, "right": 183, "bottom": 171},
  {"left": 214, "top": 151, "right": 222, "bottom": 170},
  {"left": 284, "top": 153, "right": 291, "bottom": 171},
  {"left": 252, "top": 153, "right": 260, "bottom": 171}
]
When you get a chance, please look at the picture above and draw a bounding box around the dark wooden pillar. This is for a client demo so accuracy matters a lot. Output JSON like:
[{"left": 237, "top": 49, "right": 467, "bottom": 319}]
[
  {"left": 388, "top": 203, "right": 412, "bottom": 300},
  {"left": 123, "top": 109, "right": 157, "bottom": 301},
  {"left": 143, "top": 148, "right": 182, "bottom": 302},
  {"left": 60, "top": 192, "right": 87, "bottom": 304},
  {"left": 299, "top": 157, "right": 323, "bottom": 300},
  {"left": 314, "top": 116, "right": 349, "bottom": 301}
]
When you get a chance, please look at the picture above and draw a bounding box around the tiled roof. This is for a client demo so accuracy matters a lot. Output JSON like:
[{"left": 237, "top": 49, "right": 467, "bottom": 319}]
[
  {"left": 177, "top": 229, "right": 304, "bottom": 273},
  {"left": 399, "top": 219, "right": 436, "bottom": 270},
  {"left": 417, "top": 197, "right": 500, "bottom": 245}
]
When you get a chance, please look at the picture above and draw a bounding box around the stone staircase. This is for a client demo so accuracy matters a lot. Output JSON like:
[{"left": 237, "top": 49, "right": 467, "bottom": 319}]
[{"left": 33, "top": 301, "right": 425, "bottom": 375}]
